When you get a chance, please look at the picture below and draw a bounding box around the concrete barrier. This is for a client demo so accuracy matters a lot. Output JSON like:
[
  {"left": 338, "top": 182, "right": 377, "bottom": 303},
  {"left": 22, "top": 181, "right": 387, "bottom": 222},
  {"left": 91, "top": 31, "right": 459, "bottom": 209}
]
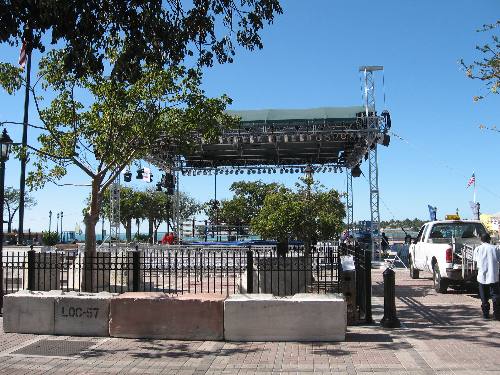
[
  {"left": 54, "top": 292, "right": 114, "bottom": 336},
  {"left": 3, "top": 290, "right": 63, "bottom": 334},
  {"left": 109, "top": 292, "right": 225, "bottom": 340},
  {"left": 224, "top": 293, "right": 346, "bottom": 341}
]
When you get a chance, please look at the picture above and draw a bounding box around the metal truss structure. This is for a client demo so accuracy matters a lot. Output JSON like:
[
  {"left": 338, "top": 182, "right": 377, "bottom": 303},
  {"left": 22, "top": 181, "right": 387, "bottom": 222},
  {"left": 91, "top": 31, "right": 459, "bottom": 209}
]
[
  {"left": 346, "top": 169, "right": 354, "bottom": 235},
  {"left": 360, "top": 66, "right": 383, "bottom": 256},
  {"left": 151, "top": 107, "right": 388, "bottom": 175},
  {"left": 146, "top": 73, "right": 391, "bottom": 245}
]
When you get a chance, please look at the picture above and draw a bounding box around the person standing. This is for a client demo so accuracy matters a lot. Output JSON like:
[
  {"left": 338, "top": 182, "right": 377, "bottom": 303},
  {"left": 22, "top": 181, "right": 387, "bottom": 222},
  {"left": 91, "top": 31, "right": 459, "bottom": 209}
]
[{"left": 473, "top": 233, "right": 500, "bottom": 320}]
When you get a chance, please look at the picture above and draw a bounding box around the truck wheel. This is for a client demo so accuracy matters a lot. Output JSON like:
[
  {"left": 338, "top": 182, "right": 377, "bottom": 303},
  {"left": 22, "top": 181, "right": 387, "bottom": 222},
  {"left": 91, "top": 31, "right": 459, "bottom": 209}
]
[
  {"left": 409, "top": 256, "right": 419, "bottom": 279},
  {"left": 433, "top": 264, "right": 448, "bottom": 293}
]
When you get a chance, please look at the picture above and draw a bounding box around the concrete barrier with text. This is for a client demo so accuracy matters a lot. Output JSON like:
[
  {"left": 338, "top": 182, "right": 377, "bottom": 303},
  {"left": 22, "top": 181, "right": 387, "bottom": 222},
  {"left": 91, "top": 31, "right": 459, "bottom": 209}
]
[{"left": 54, "top": 292, "right": 114, "bottom": 336}]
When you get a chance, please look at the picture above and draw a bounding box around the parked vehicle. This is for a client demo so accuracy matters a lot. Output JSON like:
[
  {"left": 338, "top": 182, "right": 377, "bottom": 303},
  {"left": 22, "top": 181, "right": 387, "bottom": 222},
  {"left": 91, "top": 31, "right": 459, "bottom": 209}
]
[{"left": 408, "top": 220, "right": 487, "bottom": 293}]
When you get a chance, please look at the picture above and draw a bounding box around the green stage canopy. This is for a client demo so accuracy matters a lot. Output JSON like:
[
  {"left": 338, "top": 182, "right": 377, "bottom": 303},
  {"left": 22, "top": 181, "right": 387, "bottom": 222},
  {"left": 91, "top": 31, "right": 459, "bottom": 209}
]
[{"left": 227, "top": 106, "right": 366, "bottom": 123}]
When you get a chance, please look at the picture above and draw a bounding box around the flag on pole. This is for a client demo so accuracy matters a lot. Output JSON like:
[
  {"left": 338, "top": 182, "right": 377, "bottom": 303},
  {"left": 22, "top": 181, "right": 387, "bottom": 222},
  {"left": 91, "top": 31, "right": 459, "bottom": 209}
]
[
  {"left": 18, "top": 40, "right": 27, "bottom": 69},
  {"left": 466, "top": 173, "right": 475, "bottom": 188}
]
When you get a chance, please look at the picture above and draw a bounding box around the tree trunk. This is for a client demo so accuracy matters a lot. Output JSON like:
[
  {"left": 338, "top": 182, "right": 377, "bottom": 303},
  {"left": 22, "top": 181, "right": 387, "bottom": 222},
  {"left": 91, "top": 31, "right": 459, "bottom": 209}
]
[
  {"left": 7, "top": 220, "right": 12, "bottom": 234},
  {"left": 125, "top": 219, "right": 132, "bottom": 242},
  {"left": 148, "top": 216, "right": 154, "bottom": 243},
  {"left": 82, "top": 178, "right": 101, "bottom": 292},
  {"left": 154, "top": 221, "right": 161, "bottom": 244}
]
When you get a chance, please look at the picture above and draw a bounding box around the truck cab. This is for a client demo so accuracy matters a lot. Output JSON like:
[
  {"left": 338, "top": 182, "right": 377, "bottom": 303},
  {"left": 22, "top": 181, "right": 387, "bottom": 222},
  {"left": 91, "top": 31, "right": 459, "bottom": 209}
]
[{"left": 408, "top": 220, "right": 487, "bottom": 293}]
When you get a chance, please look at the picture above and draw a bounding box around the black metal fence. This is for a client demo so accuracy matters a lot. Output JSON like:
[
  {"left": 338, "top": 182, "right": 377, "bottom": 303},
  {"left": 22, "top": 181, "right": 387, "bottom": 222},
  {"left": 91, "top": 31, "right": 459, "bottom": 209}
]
[{"left": 1, "top": 242, "right": 372, "bottom": 321}]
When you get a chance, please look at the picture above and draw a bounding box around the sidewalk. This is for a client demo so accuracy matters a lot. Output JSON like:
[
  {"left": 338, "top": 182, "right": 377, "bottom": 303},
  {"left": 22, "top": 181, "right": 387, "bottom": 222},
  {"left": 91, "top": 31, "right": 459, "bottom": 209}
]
[{"left": 0, "top": 268, "right": 498, "bottom": 374}]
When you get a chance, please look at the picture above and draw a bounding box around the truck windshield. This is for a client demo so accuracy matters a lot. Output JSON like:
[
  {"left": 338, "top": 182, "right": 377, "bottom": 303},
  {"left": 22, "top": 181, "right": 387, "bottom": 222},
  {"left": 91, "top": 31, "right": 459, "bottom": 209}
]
[{"left": 428, "top": 223, "right": 487, "bottom": 239}]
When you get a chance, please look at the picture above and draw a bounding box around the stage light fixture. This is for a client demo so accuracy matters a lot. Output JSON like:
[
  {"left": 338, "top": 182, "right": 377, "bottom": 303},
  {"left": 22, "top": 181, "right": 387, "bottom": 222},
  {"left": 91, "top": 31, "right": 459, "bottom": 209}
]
[
  {"left": 251, "top": 169, "right": 256, "bottom": 174},
  {"left": 257, "top": 169, "right": 261, "bottom": 174},
  {"left": 280, "top": 169, "right": 284, "bottom": 174},
  {"left": 351, "top": 165, "right": 362, "bottom": 178},
  {"left": 285, "top": 168, "right": 289, "bottom": 173},
  {"left": 382, "top": 134, "right": 390, "bottom": 147},
  {"left": 247, "top": 170, "right": 251, "bottom": 175},
  {"left": 230, "top": 170, "right": 234, "bottom": 175},
  {"left": 203, "top": 170, "right": 207, "bottom": 175},
  {"left": 225, "top": 170, "right": 229, "bottom": 175},
  {"left": 262, "top": 169, "right": 266, "bottom": 174},
  {"left": 295, "top": 168, "right": 299, "bottom": 173}
]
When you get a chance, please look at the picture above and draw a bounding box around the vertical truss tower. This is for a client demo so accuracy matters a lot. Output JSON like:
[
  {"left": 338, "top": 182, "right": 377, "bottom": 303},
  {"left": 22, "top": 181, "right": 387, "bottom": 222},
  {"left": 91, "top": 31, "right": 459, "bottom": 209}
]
[
  {"left": 360, "top": 66, "right": 383, "bottom": 256},
  {"left": 346, "top": 170, "right": 354, "bottom": 235}
]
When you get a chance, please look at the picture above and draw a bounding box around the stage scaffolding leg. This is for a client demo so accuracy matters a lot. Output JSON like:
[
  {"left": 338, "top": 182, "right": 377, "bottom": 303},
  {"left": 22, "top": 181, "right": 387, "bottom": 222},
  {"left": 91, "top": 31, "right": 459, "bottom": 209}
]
[
  {"left": 360, "top": 66, "right": 382, "bottom": 260},
  {"left": 346, "top": 170, "right": 354, "bottom": 236},
  {"left": 369, "top": 145, "right": 381, "bottom": 259}
]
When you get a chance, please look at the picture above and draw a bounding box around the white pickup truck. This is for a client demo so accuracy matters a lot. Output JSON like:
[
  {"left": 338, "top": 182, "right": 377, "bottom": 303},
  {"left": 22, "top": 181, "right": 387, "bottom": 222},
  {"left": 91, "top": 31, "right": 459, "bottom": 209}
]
[{"left": 408, "top": 220, "right": 487, "bottom": 293}]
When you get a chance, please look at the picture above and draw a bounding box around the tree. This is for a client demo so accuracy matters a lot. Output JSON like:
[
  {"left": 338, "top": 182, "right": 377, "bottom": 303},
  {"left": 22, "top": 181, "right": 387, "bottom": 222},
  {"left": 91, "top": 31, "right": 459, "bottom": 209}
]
[
  {"left": 0, "top": 1, "right": 282, "bottom": 82},
  {"left": 251, "top": 178, "right": 345, "bottom": 253},
  {"left": 204, "top": 181, "right": 283, "bottom": 233},
  {"left": 144, "top": 190, "right": 200, "bottom": 242},
  {"left": 0, "top": 49, "right": 238, "bottom": 259},
  {"left": 101, "top": 187, "right": 144, "bottom": 242},
  {"left": 3, "top": 187, "right": 37, "bottom": 233},
  {"left": 461, "top": 20, "right": 499, "bottom": 101}
]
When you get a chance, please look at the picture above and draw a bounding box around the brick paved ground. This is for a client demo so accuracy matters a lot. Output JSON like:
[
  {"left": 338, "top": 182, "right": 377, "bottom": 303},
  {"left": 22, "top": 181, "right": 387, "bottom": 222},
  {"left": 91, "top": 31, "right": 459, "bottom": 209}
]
[{"left": 0, "top": 268, "right": 498, "bottom": 374}]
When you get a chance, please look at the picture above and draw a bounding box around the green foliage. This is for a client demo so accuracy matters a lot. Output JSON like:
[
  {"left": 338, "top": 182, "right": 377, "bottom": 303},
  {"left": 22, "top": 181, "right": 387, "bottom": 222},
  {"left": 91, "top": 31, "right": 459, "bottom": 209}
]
[
  {"left": 204, "top": 181, "right": 283, "bottom": 227},
  {"left": 100, "top": 187, "right": 144, "bottom": 226},
  {"left": 3, "top": 187, "right": 37, "bottom": 232},
  {"left": 0, "top": 63, "right": 23, "bottom": 94},
  {"left": 42, "top": 231, "right": 59, "bottom": 246},
  {"left": 380, "top": 218, "right": 426, "bottom": 232},
  {"left": 133, "top": 233, "right": 150, "bottom": 242},
  {"left": 251, "top": 178, "right": 346, "bottom": 245},
  {"left": 0, "top": 1, "right": 282, "bottom": 82},
  {"left": 461, "top": 20, "right": 499, "bottom": 100}
]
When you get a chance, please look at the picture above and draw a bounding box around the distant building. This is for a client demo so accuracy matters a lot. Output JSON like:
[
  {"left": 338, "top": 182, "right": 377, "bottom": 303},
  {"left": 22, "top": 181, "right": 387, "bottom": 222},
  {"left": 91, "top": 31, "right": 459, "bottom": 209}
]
[{"left": 480, "top": 213, "right": 500, "bottom": 234}]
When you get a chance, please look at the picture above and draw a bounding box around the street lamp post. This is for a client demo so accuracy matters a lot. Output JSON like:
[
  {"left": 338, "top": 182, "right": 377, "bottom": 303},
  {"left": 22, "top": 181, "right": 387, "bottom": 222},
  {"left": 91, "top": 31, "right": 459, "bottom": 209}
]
[
  {"left": 0, "top": 129, "right": 13, "bottom": 309},
  {"left": 48, "top": 210, "right": 52, "bottom": 233},
  {"left": 56, "top": 212, "right": 59, "bottom": 238}
]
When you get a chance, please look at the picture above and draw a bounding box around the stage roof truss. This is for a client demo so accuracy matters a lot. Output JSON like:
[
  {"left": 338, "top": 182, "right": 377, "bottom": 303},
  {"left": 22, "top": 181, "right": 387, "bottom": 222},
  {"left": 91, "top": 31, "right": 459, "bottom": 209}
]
[{"left": 148, "top": 106, "right": 389, "bottom": 171}]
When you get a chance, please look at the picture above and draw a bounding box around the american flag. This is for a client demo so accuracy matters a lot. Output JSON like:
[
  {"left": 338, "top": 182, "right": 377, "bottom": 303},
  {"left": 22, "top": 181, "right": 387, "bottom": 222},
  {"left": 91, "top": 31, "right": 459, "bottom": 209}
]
[
  {"left": 18, "top": 40, "right": 27, "bottom": 69},
  {"left": 466, "top": 173, "right": 475, "bottom": 188}
]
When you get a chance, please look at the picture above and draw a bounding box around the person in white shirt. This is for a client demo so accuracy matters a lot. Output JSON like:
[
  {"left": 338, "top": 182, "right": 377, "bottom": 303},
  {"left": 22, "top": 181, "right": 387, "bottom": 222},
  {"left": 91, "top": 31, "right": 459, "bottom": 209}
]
[{"left": 473, "top": 233, "right": 500, "bottom": 320}]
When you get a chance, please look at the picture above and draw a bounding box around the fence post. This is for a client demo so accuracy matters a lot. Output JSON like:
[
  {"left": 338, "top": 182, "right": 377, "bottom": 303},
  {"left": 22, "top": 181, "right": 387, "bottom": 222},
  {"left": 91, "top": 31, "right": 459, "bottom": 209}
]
[
  {"left": 27, "top": 246, "right": 35, "bottom": 290},
  {"left": 380, "top": 267, "right": 401, "bottom": 328},
  {"left": 132, "top": 245, "right": 140, "bottom": 292},
  {"left": 365, "top": 249, "right": 373, "bottom": 323},
  {"left": 246, "top": 248, "right": 253, "bottom": 293}
]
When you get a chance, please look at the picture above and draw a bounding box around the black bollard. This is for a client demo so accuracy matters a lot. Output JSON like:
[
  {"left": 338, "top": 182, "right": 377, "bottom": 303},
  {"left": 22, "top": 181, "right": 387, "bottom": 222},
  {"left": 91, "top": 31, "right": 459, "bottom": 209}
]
[{"left": 380, "top": 267, "right": 401, "bottom": 328}]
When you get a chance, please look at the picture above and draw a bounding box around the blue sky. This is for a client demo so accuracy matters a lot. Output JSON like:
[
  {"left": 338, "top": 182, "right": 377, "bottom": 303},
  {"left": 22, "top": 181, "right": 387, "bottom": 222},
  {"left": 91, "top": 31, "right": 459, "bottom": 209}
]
[{"left": 0, "top": 0, "right": 499, "bottom": 233}]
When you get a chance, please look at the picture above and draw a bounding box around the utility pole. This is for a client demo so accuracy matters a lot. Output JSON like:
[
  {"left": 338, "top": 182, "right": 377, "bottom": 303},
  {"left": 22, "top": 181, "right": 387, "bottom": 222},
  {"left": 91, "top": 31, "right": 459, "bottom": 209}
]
[{"left": 18, "top": 27, "right": 32, "bottom": 245}]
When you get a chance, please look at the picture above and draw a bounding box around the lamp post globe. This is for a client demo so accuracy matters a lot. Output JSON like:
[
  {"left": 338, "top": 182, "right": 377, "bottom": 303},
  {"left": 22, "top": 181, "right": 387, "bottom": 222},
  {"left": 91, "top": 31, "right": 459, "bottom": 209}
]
[{"left": 0, "top": 128, "right": 13, "bottom": 161}]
